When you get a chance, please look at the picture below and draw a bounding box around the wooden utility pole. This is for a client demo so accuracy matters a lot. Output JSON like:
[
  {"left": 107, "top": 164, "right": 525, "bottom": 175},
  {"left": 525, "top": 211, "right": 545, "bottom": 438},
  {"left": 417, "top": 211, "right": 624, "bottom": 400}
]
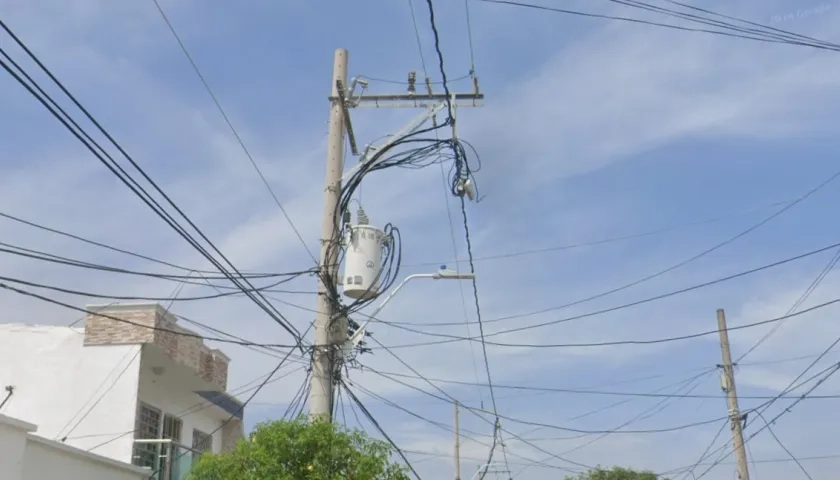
[
  {"left": 309, "top": 48, "right": 349, "bottom": 420},
  {"left": 455, "top": 401, "right": 462, "bottom": 480},
  {"left": 717, "top": 308, "right": 750, "bottom": 480}
]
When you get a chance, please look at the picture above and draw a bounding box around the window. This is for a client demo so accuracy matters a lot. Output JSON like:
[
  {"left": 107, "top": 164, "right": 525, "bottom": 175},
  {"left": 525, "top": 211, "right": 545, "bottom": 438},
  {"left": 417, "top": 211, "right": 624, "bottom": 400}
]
[
  {"left": 162, "top": 414, "right": 182, "bottom": 442},
  {"left": 131, "top": 404, "right": 184, "bottom": 480},
  {"left": 191, "top": 429, "right": 213, "bottom": 466},
  {"left": 132, "top": 403, "right": 162, "bottom": 468}
]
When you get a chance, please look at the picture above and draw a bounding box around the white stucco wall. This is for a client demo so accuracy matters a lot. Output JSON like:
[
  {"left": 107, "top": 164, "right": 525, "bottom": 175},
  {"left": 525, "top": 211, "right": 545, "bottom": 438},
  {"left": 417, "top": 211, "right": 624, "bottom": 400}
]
[
  {"left": 0, "top": 414, "right": 147, "bottom": 480},
  {"left": 137, "top": 350, "right": 227, "bottom": 457},
  {"left": 0, "top": 415, "right": 33, "bottom": 480},
  {"left": 0, "top": 324, "right": 142, "bottom": 463},
  {"left": 24, "top": 435, "right": 148, "bottom": 480}
]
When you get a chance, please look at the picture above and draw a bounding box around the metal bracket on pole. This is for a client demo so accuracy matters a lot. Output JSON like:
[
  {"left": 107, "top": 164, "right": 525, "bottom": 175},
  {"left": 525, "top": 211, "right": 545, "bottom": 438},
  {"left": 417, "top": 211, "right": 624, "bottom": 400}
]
[
  {"left": 335, "top": 79, "right": 359, "bottom": 155},
  {"left": 342, "top": 268, "right": 475, "bottom": 358},
  {"left": 330, "top": 92, "right": 484, "bottom": 109},
  {"left": 340, "top": 100, "right": 448, "bottom": 183}
]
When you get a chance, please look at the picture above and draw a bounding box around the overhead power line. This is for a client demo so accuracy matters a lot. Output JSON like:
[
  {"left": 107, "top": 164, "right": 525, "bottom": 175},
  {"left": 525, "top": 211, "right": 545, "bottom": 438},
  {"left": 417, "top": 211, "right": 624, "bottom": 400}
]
[
  {"left": 365, "top": 367, "right": 840, "bottom": 400},
  {"left": 150, "top": 0, "right": 318, "bottom": 265},
  {"left": 407, "top": 198, "right": 792, "bottom": 267},
  {"left": 0, "top": 23, "right": 303, "bottom": 345},
  {"left": 373, "top": 294, "right": 840, "bottom": 350},
  {"left": 340, "top": 380, "right": 422, "bottom": 479},
  {"left": 0, "top": 210, "right": 297, "bottom": 278},
  {"left": 0, "top": 241, "right": 316, "bottom": 293},
  {"left": 477, "top": 0, "right": 840, "bottom": 51},
  {"left": 383, "top": 238, "right": 840, "bottom": 329},
  {"left": 422, "top": 0, "right": 508, "bottom": 475},
  {"left": 0, "top": 281, "right": 303, "bottom": 349}
]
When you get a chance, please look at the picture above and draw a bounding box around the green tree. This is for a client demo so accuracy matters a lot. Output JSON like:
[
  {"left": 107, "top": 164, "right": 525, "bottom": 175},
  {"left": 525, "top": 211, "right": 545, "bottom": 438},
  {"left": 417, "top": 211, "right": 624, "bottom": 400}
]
[
  {"left": 189, "top": 416, "right": 410, "bottom": 480},
  {"left": 566, "top": 466, "right": 664, "bottom": 480}
]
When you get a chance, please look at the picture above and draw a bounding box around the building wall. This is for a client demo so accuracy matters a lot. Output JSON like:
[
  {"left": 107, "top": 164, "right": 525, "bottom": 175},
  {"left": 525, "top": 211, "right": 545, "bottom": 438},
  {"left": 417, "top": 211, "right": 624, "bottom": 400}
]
[
  {"left": 85, "top": 303, "right": 230, "bottom": 391},
  {"left": 24, "top": 435, "right": 148, "bottom": 480},
  {"left": 0, "top": 414, "right": 147, "bottom": 480},
  {"left": 137, "top": 351, "right": 226, "bottom": 457},
  {"left": 0, "top": 415, "right": 31, "bottom": 480},
  {"left": 0, "top": 325, "right": 141, "bottom": 464}
]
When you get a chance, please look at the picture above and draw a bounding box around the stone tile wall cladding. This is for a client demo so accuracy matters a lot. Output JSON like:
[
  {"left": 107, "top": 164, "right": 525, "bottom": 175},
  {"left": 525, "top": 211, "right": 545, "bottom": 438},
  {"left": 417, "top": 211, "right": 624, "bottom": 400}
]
[
  {"left": 83, "top": 304, "right": 229, "bottom": 391},
  {"left": 221, "top": 418, "right": 244, "bottom": 453}
]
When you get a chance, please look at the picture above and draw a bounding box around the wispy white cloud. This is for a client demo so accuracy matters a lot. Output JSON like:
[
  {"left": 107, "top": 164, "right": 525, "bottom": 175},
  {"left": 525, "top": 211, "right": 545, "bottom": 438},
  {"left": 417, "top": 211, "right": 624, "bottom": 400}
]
[{"left": 3, "top": 0, "right": 840, "bottom": 478}]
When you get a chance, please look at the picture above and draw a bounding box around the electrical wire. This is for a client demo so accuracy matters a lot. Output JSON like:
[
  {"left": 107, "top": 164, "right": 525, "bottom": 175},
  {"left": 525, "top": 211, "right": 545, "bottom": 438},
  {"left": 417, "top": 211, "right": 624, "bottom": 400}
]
[
  {"left": 753, "top": 410, "right": 813, "bottom": 480},
  {"left": 57, "top": 348, "right": 142, "bottom": 442},
  {"left": 0, "top": 22, "right": 304, "bottom": 347},
  {"left": 0, "top": 241, "right": 318, "bottom": 294},
  {"left": 0, "top": 210, "right": 294, "bottom": 278},
  {"left": 348, "top": 380, "right": 581, "bottom": 474},
  {"left": 146, "top": 349, "right": 300, "bottom": 478},
  {"left": 477, "top": 0, "right": 840, "bottom": 51},
  {"left": 672, "top": 359, "right": 840, "bottom": 479},
  {"left": 356, "top": 73, "right": 472, "bottom": 85},
  {"left": 0, "top": 272, "right": 314, "bottom": 303},
  {"left": 371, "top": 293, "right": 840, "bottom": 350},
  {"left": 361, "top": 334, "right": 594, "bottom": 472},
  {"left": 421, "top": 0, "right": 504, "bottom": 474},
  {"left": 692, "top": 362, "right": 840, "bottom": 479},
  {"left": 736, "top": 247, "right": 840, "bottom": 364},
  {"left": 0, "top": 281, "right": 303, "bottom": 349},
  {"left": 85, "top": 361, "right": 306, "bottom": 453},
  {"left": 389, "top": 238, "right": 840, "bottom": 328},
  {"left": 362, "top": 358, "right": 840, "bottom": 437},
  {"left": 150, "top": 0, "right": 318, "bottom": 265},
  {"left": 406, "top": 0, "right": 430, "bottom": 75},
  {"left": 365, "top": 367, "right": 840, "bottom": 400},
  {"left": 406, "top": 198, "right": 792, "bottom": 267},
  {"left": 604, "top": 0, "right": 839, "bottom": 49},
  {"left": 512, "top": 369, "right": 716, "bottom": 478},
  {"left": 340, "top": 380, "right": 422, "bottom": 479}
]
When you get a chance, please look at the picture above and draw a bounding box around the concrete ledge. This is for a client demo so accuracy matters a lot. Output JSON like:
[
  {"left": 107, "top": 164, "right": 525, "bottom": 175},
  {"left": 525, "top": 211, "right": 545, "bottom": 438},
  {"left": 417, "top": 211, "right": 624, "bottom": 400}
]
[
  {"left": 0, "top": 413, "right": 37, "bottom": 432},
  {"left": 27, "top": 434, "right": 150, "bottom": 475}
]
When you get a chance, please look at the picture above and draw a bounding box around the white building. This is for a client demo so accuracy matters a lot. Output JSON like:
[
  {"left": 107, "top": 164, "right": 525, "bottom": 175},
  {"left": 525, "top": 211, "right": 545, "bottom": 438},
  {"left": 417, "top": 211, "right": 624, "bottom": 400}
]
[
  {"left": 0, "top": 414, "right": 149, "bottom": 480},
  {"left": 0, "top": 303, "right": 245, "bottom": 478}
]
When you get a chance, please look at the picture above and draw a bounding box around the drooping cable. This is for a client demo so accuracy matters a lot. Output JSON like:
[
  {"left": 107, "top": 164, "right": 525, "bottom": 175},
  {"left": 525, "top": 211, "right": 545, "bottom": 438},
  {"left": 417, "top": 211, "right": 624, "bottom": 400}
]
[
  {"left": 754, "top": 410, "right": 813, "bottom": 480},
  {"left": 422, "top": 0, "right": 504, "bottom": 474},
  {"left": 147, "top": 349, "right": 299, "bottom": 478},
  {"left": 0, "top": 22, "right": 303, "bottom": 346},
  {"left": 150, "top": 0, "right": 317, "bottom": 265},
  {"left": 736, "top": 247, "right": 840, "bottom": 363},
  {"left": 477, "top": 0, "right": 840, "bottom": 51},
  {"left": 0, "top": 211, "right": 297, "bottom": 278},
  {"left": 339, "top": 379, "right": 422, "bottom": 479}
]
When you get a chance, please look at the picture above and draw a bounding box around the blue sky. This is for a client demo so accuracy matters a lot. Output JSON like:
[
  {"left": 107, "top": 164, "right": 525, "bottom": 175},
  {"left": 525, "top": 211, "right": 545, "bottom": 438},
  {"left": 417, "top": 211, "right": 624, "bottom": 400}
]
[{"left": 2, "top": 0, "right": 840, "bottom": 478}]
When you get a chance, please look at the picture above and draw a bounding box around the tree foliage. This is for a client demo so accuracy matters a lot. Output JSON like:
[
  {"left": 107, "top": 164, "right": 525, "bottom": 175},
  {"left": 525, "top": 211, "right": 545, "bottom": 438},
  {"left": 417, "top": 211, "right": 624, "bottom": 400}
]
[
  {"left": 566, "top": 466, "right": 663, "bottom": 480},
  {"left": 188, "top": 417, "right": 410, "bottom": 480}
]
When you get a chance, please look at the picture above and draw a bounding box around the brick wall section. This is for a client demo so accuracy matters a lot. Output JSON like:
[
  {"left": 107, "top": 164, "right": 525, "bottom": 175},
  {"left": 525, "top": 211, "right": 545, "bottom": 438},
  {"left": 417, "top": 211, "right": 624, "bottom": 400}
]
[
  {"left": 199, "top": 346, "right": 216, "bottom": 386},
  {"left": 84, "top": 309, "right": 155, "bottom": 346},
  {"left": 174, "top": 325, "right": 201, "bottom": 372},
  {"left": 84, "top": 304, "right": 232, "bottom": 392},
  {"left": 210, "top": 350, "right": 229, "bottom": 391},
  {"left": 153, "top": 313, "right": 179, "bottom": 361},
  {"left": 220, "top": 418, "right": 244, "bottom": 453}
]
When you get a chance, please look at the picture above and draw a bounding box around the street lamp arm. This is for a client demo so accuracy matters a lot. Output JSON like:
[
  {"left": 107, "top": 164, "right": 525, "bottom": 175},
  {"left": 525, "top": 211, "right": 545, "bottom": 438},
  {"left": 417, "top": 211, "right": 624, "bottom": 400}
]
[{"left": 344, "top": 268, "right": 475, "bottom": 354}]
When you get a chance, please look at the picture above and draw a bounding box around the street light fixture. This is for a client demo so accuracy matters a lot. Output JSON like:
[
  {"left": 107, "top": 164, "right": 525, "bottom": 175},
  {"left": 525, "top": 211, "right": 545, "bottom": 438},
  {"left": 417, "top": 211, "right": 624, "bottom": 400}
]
[{"left": 342, "top": 265, "right": 474, "bottom": 357}]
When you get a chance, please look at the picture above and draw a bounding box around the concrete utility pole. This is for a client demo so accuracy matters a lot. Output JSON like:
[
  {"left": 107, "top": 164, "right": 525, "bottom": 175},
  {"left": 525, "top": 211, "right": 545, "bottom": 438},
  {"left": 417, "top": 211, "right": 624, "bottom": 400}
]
[
  {"left": 309, "top": 50, "right": 484, "bottom": 421},
  {"left": 309, "top": 48, "right": 349, "bottom": 420},
  {"left": 455, "top": 401, "right": 462, "bottom": 480},
  {"left": 716, "top": 308, "right": 750, "bottom": 480}
]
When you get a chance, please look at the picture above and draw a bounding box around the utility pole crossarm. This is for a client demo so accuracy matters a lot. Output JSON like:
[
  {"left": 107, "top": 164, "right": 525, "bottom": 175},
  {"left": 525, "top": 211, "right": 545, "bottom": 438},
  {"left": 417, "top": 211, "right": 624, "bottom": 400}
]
[{"left": 337, "top": 92, "right": 484, "bottom": 109}]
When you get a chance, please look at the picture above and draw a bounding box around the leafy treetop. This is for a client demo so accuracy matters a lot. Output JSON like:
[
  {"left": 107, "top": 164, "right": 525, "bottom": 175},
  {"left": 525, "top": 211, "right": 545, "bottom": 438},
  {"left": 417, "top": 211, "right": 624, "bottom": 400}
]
[{"left": 188, "top": 416, "right": 410, "bottom": 480}]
